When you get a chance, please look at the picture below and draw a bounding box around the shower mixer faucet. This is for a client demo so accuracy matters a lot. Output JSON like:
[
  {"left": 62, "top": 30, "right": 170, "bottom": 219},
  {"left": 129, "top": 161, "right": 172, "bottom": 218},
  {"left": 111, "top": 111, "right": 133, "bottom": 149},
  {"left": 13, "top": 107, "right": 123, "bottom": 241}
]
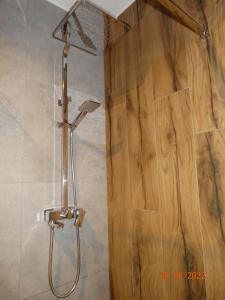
[{"left": 44, "top": 207, "right": 86, "bottom": 227}]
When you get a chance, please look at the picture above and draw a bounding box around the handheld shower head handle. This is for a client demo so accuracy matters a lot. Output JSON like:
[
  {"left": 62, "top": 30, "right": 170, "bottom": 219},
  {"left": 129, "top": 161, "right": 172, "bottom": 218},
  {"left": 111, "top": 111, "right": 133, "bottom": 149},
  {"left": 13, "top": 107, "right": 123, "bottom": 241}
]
[{"left": 71, "top": 111, "right": 87, "bottom": 131}]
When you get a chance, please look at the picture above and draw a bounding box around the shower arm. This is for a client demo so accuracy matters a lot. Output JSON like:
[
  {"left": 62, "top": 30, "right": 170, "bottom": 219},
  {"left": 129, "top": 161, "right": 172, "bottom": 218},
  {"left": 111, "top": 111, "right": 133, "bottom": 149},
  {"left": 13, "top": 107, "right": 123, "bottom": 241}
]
[
  {"left": 53, "top": 1, "right": 81, "bottom": 41},
  {"left": 145, "top": 0, "right": 208, "bottom": 38}
]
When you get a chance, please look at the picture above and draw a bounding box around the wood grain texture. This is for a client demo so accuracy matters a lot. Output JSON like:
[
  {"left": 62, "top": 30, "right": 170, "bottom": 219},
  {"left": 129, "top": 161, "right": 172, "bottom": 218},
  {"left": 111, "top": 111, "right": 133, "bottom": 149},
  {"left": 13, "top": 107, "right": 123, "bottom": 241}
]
[
  {"left": 205, "top": 0, "right": 225, "bottom": 101},
  {"left": 125, "top": 19, "right": 159, "bottom": 210},
  {"left": 144, "top": 3, "right": 188, "bottom": 99},
  {"left": 186, "top": 0, "right": 225, "bottom": 133},
  {"left": 156, "top": 89, "right": 206, "bottom": 299},
  {"left": 133, "top": 209, "right": 163, "bottom": 300},
  {"left": 105, "top": 0, "right": 225, "bottom": 299},
  {"left": 106, "top": 93, "right": 134, "bottom": 300},
  {"left": 108, "top": 36, "right": 126, "bottom": 96},
  {"left": 196, "top": 131, "right": 225, "bottom": 300},
  {"left": 118, "top": 0, "right": 139, "bottom": 28},
  {"left": 105, "top": 41, "right": 134, "bottom": 300},
  {"left": 146, "top": 0, "right": 206, "bottom": 37}
]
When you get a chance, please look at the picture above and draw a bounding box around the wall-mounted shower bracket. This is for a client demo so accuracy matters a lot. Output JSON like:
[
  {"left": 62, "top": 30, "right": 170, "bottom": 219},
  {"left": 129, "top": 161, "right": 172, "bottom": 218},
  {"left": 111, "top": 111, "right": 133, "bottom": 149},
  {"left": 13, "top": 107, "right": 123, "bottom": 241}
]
[
  {"left": 58, "top": 96, "right": 71, "bottom": 107},
  {"left": 44, "top": 207, "right": 86, "bottom": 227},
  {"left": 145, "top": 0, "right": 208, "bottom": 38}
]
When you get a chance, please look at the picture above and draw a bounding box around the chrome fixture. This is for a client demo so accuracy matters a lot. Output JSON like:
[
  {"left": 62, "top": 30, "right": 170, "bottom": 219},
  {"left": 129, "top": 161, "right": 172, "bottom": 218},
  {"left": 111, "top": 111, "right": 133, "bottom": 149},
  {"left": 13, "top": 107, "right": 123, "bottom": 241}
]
[
  {"left": 56, "top": 100, "right": 100, "bottom": 131},
  {"left": 47, "top": 0, "right": 132, "bottom": 298},
  {"left": 70, "top": 100, "right": 101, "bottom": 131},
  {"left": 45, "top": 8, "right": 102, "bottom": 297},
  {"left": 52, "top": 0, "right": 130, "bottom": 56}
]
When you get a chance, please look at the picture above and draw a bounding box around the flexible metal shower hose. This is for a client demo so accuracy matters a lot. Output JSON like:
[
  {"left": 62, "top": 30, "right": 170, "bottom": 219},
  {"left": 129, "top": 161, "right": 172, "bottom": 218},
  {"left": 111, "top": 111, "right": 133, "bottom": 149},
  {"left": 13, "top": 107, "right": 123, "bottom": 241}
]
[{"left": 48, "top": 129, "right": 81, "bottom": 298}]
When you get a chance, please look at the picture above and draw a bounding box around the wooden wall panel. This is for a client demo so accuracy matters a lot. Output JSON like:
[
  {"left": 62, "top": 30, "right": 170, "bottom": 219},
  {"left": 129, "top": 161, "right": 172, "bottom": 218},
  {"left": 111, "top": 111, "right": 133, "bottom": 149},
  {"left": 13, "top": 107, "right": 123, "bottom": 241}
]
[
  {"left": 105, "top": 0, "right": 225, "bottom": 299},
  {"left": 156, "top": 89, "right": 206, "bottom": 299},
  {"left": 105, "top": 43, "right": 134, "bottom": 300},
  {"left": 106, "top": 97, "right": 134, "bottom": 300},
  {"left": 185, "top": 0, "right": 225, "bottom": 133},
  {"left": 196, "top": 131, "right": 225, "bottom": 299},
  {"left": 186, "top": 35, "right": 220, "bottom": 133},
  {"left": 108, "top": 37, "right": 126, "bottom": 96},
  {"left": 206, "top": 0, "right": 225, "bottom": 102},
  {"left": 133, "top": 209, "right": 163, "bottom": 300},
  {"left": 144, "top": 4, "right": 188, "bottom": 99},
  {"left": 125, "top": 17, "right": 158, "bottom": 210}
]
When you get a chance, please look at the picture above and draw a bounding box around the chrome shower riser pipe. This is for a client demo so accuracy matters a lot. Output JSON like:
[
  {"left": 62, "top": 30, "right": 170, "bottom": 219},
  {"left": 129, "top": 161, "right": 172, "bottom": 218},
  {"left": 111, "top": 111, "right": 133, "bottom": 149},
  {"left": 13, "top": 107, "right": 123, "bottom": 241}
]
[
  {"left": 61, "top": 29, "right": 70, "bottom": 211},
  {"left": 47, "top": 24, "right": 82, "bottom": 299},
  {"left": 46, "top": 18, "right": 100, "bottom": 298}
]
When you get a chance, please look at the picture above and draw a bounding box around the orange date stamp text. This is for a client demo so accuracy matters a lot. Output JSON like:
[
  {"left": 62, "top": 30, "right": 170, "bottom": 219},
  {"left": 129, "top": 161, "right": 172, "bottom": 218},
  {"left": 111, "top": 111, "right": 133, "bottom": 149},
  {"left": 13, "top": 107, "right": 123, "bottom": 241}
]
[{"left": 161, "top": 272, "right": 206, "bottom": 280}]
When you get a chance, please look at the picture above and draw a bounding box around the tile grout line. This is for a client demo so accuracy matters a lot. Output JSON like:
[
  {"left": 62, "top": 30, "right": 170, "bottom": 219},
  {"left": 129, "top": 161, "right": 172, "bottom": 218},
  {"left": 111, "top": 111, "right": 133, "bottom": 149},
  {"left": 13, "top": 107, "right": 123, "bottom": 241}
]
[
  {"left": 188, "top": 86, "right": 208, "bottom": 297},
  {"left": 0, "top": 180, "right": 58, "bottom": 185},
  {"left": 22, "top": 269, "right": 105, "bottom": 300},
  {"left": 153, "top": 86, "right": 190, "bottom": 102},
  {"left": 195, "top": 126, "right": 225, "bottom": 135},
  {"left": 153, "top": 95, "right": 166, "bottom": 299},
  {"left": 18, "top": 114, "right": 25, "bottom": 300},
  {"left": 18, "top": 180, "right": 23, "bottom": 300},
  {"left": 18, "top": 19, "right": 28, "bottom": 296}
]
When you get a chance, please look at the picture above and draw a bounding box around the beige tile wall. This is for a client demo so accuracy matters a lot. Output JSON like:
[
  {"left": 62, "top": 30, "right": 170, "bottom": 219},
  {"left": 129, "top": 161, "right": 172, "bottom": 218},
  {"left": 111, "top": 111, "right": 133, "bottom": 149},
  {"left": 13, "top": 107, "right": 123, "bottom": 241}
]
[{"left": 0, "top": 0, "right": 109, "bottom": 299}]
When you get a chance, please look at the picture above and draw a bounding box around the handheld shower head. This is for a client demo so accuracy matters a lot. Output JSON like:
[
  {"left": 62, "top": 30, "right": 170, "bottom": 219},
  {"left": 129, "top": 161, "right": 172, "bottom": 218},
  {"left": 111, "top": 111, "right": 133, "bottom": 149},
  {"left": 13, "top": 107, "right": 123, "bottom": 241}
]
[
  {"left": 71, "top": 99, "right": 100, "bottom": 130},
  {"left": 79, "top": 100, "right": 100, "bottom": 113}
]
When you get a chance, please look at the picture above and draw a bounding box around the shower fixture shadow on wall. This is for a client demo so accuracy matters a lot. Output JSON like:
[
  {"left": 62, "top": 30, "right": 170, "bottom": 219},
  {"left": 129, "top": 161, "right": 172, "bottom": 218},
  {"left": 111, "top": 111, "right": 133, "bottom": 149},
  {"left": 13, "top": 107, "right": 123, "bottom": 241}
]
[{"left": 43, "top": 0, "right": 131, "bottom": 299}]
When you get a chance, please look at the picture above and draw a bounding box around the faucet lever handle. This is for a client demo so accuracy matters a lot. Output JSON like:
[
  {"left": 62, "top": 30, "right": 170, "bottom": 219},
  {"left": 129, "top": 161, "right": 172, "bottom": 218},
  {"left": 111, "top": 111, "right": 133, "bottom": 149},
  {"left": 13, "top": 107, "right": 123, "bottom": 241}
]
[
  {"left": 74, "top": 208, "right": 86, "bottom": 227},
  {"left": 55, "top": 221, "right": 64, "bottom": 229},
  {"left": 49, "top": 221, "right": 64, "bottom": 229}
]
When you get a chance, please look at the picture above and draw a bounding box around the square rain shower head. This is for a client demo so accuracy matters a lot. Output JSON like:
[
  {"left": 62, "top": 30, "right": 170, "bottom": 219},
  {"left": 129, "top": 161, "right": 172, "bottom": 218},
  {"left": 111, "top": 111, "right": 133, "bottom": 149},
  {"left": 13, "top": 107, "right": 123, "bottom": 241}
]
[{"left": 52, "top": 0, "right": 131, "bottom": 56}]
